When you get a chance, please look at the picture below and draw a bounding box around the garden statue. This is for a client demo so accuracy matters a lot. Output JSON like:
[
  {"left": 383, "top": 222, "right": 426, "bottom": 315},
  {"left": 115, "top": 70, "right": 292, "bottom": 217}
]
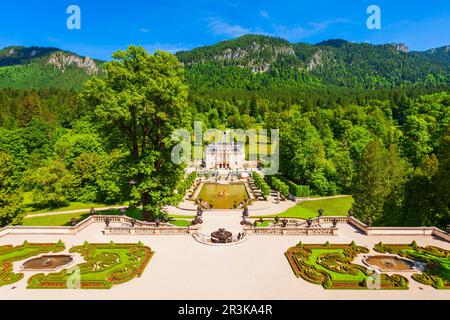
[
  {"left": 197, "top": 206, "right": 203, "bottom": 216},
  {"left": 276, "top": 192, "right": 280, "bottom": 204},
  {"left": 306, "top": 219, "right": 313, "bottom": 227},
  {"left": 274, "top": 216, "right": 280, "bottom": 223},
  {"left": 348, "top": 209, "right": 354, "bottom": 217},
  {"left": 90, "top": 208, "right": 96, "bottom": 215},
  {"left": 104, "top": 217, "right": 110, "bottom": 227},
  {"left": 243, "top": 207, "right": 249, "bottom": 217},
  {"left": 318, "top": 208, "right": 324, "bottom": 217},
  {"left": 332, "top": 218, "right": 338, "bottom": 227},
  {"left": 130, "top": 219, "right": 136, "bottom": 227},
  {"left": 366, "top": 217, "right": 373, "bottom": 227},
  {"left": 155, "top": 219, "right": 160, "bottom": 227},
  {"left": 282, "top": 218, "right": 288, "bottom": 228},
  {"left": 120, "top": 207, "right": 126, "bottom": 215}
]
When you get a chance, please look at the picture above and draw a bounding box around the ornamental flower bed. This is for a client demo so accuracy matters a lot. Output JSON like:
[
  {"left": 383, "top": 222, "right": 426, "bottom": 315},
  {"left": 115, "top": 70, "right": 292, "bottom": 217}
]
[
  {"left": 285, "top": 242, "right": 409, "bottom": 290},
  {"left": 0, "top": 241, "right": 66, "bottom": 287},
  {"left": 27, "top": 242, "right": 154, "bottom": 289},
  {"left": 374, "top": 242, "right": 450, "bottom": 290}
]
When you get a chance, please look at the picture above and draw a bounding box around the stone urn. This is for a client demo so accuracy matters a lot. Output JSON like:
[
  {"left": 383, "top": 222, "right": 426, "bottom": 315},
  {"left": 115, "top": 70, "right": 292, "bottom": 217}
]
[
  {"left": 332, "top": 218, "right": 338, "bottom": 227},
  {"left": 318, "top": 208, "right": 324, "bottom": 217}
]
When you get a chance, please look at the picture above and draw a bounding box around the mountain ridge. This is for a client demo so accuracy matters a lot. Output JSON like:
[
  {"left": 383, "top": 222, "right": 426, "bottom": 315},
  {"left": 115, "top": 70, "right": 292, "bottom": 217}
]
[{"left": 0, "top": 34, "right": 448, "bottom": 90}]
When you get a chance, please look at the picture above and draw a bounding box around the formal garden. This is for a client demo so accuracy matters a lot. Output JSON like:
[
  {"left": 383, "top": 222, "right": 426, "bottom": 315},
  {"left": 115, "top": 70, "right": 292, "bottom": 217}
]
[
  {"left": 27, "top": 242, "right": 153, "bottom": 289},
  {"left": 0, "top": 241, "right": 153, "bottom": 289},
  {"left": 285, "top": 242, "right": 409, "bottom": 290},
  {"left": 374, "top": 242, "right": 450, "bottom": 289},
  {"left": 0, "top": 241, "right": 66, "bottom": 287}
]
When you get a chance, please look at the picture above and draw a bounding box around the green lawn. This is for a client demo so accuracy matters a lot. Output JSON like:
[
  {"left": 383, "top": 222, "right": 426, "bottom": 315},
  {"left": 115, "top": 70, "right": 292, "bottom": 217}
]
[
  {"left": 261, "top": 196, "right": 353, "bottom": 219},
  {"left": 22, "top": 213, "right": 90, "bottom": 226},
  {"left": 170, "top": 219, "right": 193, "bottom": 227},
  {"left": 22, "top": 208, "right": 195, "bottom": 227},
  {"left": 22, "top": 192, "right": 127, "bottom": 215}
]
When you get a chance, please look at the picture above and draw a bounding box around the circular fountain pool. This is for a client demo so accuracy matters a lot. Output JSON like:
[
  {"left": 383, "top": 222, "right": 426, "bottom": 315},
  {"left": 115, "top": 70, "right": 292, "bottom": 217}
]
[
  {"left": 364, "top": 255, "right": 415, "bottom": 272},
  {"left": 211, "top": 228, "right": 233, "bottom": 244},
  {"left": 22, "top": 255, "right": 74, "bottom": 270}
]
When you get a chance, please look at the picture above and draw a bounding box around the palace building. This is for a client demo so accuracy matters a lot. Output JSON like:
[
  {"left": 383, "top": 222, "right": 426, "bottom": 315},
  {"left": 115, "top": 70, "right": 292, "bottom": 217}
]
[
  {"left": 203, "top": 131, "right": 246, "bottom": 170},
  {"left": 204, "top": 141, "right": 245, "bottom": 170}
]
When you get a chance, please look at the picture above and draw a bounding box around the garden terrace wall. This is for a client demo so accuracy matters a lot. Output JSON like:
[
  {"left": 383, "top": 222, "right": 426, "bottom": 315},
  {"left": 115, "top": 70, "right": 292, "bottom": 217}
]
[
  {"left": 0, "top": 215, "right": 194, "bottom": 238},
  {"left": 104, "top": 226, "right": 196, "bottom": 235},
  {"left": 244, "top": 226, "right": 337, "bottom": 236}
]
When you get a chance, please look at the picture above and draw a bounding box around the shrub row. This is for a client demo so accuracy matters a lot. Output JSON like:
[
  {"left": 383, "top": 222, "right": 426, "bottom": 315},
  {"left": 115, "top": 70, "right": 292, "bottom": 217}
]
[
  {"left": 277, "top": 176, "right": 310, "bottom": 197},
  {"left": 266, "top": 176, "right": 289, "bottom": 197},
  {"left": 252, "top": 172, "right": 270, "bottom": 196},
  {"left": 177, "top": 172, "right": 197, "bottom": 196}
]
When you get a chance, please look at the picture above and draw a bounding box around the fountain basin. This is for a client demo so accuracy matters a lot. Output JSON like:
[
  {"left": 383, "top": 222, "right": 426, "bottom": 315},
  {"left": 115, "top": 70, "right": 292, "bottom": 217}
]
[
  {"left": 363, "top": 255, "right": 416, "bottom": 272},
  {"left": 211, "top": 228, "right": 233, "bottom": 244},
  {"left": 22, "top": 255, "right": 74, "bottom": 271},
  {"left": 197, "top": 183, "right": 249, "bottom": 209}
]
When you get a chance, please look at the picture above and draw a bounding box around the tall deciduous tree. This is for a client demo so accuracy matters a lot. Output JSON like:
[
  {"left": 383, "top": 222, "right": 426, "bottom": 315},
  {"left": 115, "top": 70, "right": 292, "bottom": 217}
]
[
  {"left": 0, "top": 152, "right": 23, "bottom": 226},
  {"left": 83, "top": 46, "right": 189, "bottom": 221},
  {"left": 352, "top": 140, "right": 386, "bottom": 223}
]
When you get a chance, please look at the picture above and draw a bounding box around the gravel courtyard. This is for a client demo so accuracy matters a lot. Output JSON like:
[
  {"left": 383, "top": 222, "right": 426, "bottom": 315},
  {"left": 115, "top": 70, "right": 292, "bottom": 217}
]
[{"left": 1, "top": 211, "right": 449, "bottom": 300}]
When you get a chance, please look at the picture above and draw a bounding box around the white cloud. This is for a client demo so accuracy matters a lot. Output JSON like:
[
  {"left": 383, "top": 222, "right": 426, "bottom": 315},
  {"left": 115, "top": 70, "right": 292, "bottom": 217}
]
[
  {"left": 260, "top": 10, "right": 270, "bottom": 20},
  {"left": 143, "top": 42, "right": 192, "bottom": 53},
  {"left": 273, "top": 18, "right": 350, "bottom": 41},
  {"left": 139, "top": 28, "right": 149, "bottom": 33},
  {"left": 207, "top": 17, "right": 267, "bottom": 38}
]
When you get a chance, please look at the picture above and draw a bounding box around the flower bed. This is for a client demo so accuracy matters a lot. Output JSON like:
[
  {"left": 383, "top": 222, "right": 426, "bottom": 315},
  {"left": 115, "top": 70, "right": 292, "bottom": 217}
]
[
  {"left": 0, "top": 241, "right": 66, "bottom": 287},
  {"left": 285, "top": 242, "right": 409, "bottom": 290},
  {"left": 27, "top": 242, "right": 153, "bottom": 289}
]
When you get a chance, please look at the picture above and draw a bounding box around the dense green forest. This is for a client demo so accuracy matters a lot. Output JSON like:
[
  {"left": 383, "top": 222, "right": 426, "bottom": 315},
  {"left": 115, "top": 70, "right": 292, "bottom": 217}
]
[{"left": 0, "top": 36, "right": 449, "bottom": 229}]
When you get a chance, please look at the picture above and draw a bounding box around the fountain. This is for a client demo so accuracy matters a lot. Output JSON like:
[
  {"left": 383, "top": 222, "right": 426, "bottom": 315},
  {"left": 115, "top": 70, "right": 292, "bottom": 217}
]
[
  {"left": 211, "top": 228, "right": 233, "bottom": 244},
  {"left": 363, "top": 255, "right": 416, "bottom": 272},
  {"left": 22, "top": 255, "right": 74, "bottom": 270}
]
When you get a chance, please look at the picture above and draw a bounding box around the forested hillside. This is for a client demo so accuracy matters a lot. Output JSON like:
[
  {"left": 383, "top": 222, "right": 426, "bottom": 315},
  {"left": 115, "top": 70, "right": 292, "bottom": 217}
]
[
  {"left": 177, "top": 35, "right": 450, "bottom": 89},
  {"left": 0, "top": 37, "right": 449, "bottom": 229},
  {"left": 0, "top": 46, "right": 101, "bottom": 90}
]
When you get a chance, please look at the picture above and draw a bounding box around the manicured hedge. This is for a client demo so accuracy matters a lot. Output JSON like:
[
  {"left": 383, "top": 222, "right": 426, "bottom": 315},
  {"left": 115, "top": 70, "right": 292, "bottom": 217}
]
[
  {"left": 0, "top": 241, "right": 66, "bottom": 288},
  {"left": 266, "top": 176, "right": 289, "bottom": 197},
  {"left": 285, "top": 242, "right": 409, "bottom": 290},
  {"left": 177, "top": 172, "right": 197, "bottom": 196},
  {"left": 277, "top": 176, "right": 310, "bottom": 197},
  {"left": 375, "top": 242, "right": 450, "bottom": 290},
  {"left": 252, "top": 172, "right": 270, "bottom": 196},
  {"left": 27, "top": 242, "right": 153, "bottom": 290}
]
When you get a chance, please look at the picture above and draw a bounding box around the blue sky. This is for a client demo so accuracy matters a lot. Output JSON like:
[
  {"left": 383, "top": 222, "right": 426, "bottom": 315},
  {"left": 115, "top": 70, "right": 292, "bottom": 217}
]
[{"left": 0, "top": 0, "right": 448, "bottom": 60}]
